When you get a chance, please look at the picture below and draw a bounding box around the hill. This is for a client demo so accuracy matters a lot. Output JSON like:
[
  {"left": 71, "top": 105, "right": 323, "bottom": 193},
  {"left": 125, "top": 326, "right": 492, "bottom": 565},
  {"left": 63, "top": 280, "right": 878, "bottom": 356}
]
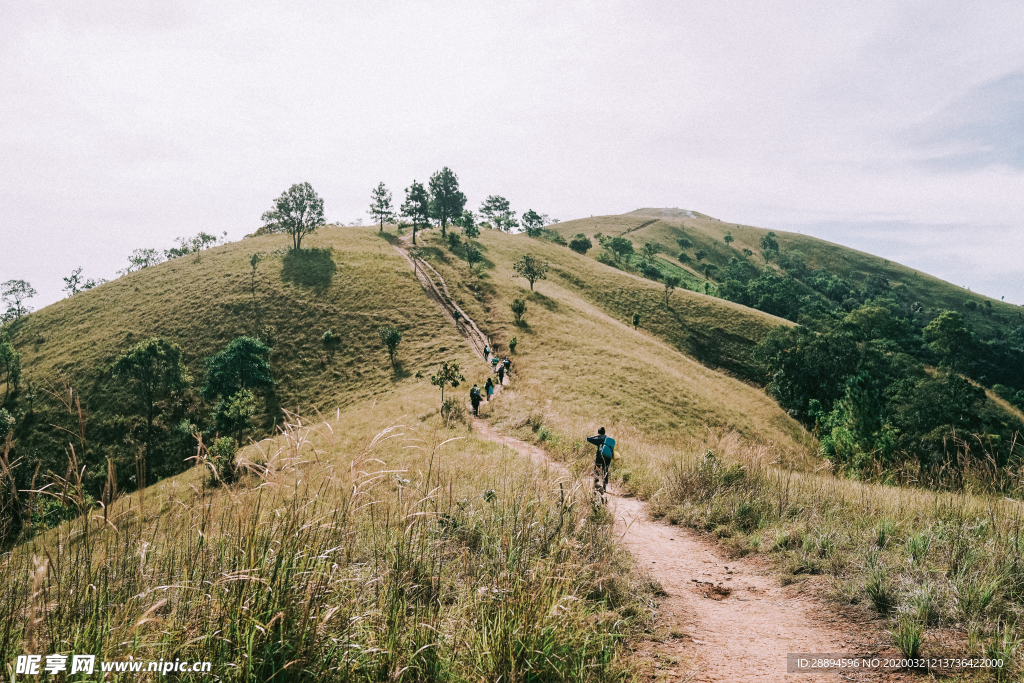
[
  {"left": 0, "top": 223, "right": 810, "bottom": 543},
  {"left": 551, "top": 208, "right": 1023, "bottom": 335}
]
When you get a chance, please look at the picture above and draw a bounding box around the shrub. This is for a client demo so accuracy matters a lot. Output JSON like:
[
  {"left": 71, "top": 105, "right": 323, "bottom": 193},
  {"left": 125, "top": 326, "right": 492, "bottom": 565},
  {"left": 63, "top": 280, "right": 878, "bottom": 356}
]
[
  {"left": 440, "top": 397, "right": 465, "bottom": 427},
  {"left": 891, "top": 614, "right": 924, "bottom": 659},
  {"left": 509, "top": 336, "right": 518, "bottom": 353},
  {"left": 209, "top": 436, "right": 238, "bottom": 485},
  {"left": 568, "top": 234, "right": 592, "bottom": 254},
  {"left": 865, "top": 569, "right": 895, "bottom": 614},
  {"left": 511, "top": 299, "right": 527, "bottom": 324}
]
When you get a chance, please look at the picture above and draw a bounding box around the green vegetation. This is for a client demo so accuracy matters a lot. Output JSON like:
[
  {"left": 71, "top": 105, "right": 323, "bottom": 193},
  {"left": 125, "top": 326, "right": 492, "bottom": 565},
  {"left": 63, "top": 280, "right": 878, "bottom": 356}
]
[
  {"left": 401, "top": 180, "right": 430, "bottom": 245},
  {"left": 512, "top": 254, "right": 549, "bottom": 291},
  {"left": 378, "top": 324, "right": 403, "bottom": 370},
  {"left": 427, "top": 167, "right": 467, "bottom": 238},
  {"left": 480, "top": 195, "right": 517, "bottom": 232},
  {"left": 260, "top": 182, "right": 325, "bottom": 251},
  {"left": 368, "top": 181, "right": 396, "bottom": 232},
  {"left": 1, "top": 280, "right": 35, "bottom": 321},
  {"left": 511, "top": 298, "right": 527, "bottom": 325}
]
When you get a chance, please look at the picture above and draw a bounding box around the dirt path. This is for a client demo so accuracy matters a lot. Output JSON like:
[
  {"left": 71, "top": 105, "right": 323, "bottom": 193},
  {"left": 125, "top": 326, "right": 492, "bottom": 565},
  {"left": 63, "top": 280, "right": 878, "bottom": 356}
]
[{"left": 397, "top": 229, "right": 905, "bottom": 681}]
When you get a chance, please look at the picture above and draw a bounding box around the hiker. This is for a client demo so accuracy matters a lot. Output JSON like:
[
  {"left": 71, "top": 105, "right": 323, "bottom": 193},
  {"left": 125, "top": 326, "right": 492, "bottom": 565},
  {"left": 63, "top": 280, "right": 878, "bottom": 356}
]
[
  {"left": 453, "top": 309, "right": 463, "bottom": 325},
  {"left": 484, "top": 344, "right": 490, "bottom": 360},
  {"left": 502, "top": 357, "right": 512, "bottom": 377},
  {"left": 497, "top": 364, "right": 505, "bottom": 385},
  {"left": 470, "top": 384, "right": 482, "bottom": 416},
  {"left": 485, "top": 377, "right": 494, "bottom": 401},
  {"left": 586, "top": 427, "right": 615, "bottom": 493},
  {"left": 491, "top": 357, "right": 500, "bottom": 371}
]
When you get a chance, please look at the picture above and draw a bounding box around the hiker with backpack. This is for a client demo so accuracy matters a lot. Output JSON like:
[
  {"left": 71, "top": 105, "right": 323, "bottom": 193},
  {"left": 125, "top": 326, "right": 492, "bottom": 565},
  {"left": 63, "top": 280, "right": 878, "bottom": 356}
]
[
  {"left": 469, "top": 384, "right": 482, "bottom": 416},
  {"left": 586, "top": 427, "right": 615, "bottom": 494},
  {"left": 484, "top": 344, "right": 491, "bottom": 360},
  {"left": 485, "top": 377, "right": 494, "bottom": 401},
  {"left": 491, "top": 356, "right": 500, "bottom": 372},
  {"left": 496, "top": 364, "right": 505, "bottom": 385}
]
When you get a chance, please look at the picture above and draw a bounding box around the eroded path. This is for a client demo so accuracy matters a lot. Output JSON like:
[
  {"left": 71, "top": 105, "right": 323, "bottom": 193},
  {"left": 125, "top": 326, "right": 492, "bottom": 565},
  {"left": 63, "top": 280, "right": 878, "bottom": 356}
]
[{"left": 398, "top": 231, "right": 905, "bottom": 682}]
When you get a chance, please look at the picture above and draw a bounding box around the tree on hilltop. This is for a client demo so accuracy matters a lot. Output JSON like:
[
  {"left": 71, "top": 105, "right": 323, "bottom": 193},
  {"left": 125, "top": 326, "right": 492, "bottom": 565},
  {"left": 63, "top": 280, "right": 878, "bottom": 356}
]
[
  {"left": 480, "top": 195, "right": 517, "bottom": 232},
  {"left": 521, "top": 209, "right": 544, "bottom": 236},
  {"left": 401, "top": 180, "right": 431, "bottom": 246},
  {"left": 62, "top": 268, "right": 103, "bottom": 297},
  {"left": 664, "top": 275, "right": 681, "bottom": 304},
  {"left": 428, "top": 167, "right": 467, "bottom": 238},
  {"left": 606, "top": 237, "right": 634, "bottom": 263},
  {"left": 261, "top": 182, "right": 325, "bottom": 251},
  {"left": 369, "top": 182, "right": 396, "bottom": 232}
]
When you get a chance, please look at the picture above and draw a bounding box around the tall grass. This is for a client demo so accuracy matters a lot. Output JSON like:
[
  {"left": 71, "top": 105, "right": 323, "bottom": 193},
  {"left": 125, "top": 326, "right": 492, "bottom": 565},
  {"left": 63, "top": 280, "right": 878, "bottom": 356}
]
[{"left": 0, "top": 412, "right": 654, "bottom": 681}]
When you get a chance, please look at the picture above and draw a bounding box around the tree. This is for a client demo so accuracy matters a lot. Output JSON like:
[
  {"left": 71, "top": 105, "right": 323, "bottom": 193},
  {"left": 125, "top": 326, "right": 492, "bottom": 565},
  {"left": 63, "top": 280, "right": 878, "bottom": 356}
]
[
  {"left": 446, "top": 231, "right": 461, "bottom": 252},
  {"left": 401, "top": 180, "right": 431, "bottom": 246},
  {"left": 428, "top": 167, "right": 467, "bottom": 238},
  {"left": 664, "top": 275, "right": 681, "bottom": 304},
  {"left": 261, "top": 182, "right": 325, "bottom": 251},
  {"left": 632, "top": 313, "right": 641, "bottom": 329},
  {"left": 203, "top": 337, "right": 274, "bottom": 401},
  {"left": 512, "top": 254, "right": 549, "bottom": 290},
  {"left": 1, "top": 280, "right": 36, "bottom": 320},
  {"left": 742, "top": 248, "right": 754, "bottom": 258},
  {"left": 511, "top": 298, "right": 527, "bottom": 324},
  {"left": 521, "top": 209, "right": 544, "bottom": 236},
  {"left": 677, "top": 252, "right": 691, "bottom": 264},
  {"left": 458, "top": 210, "right": 480, "bottom": 239},
  {"left": 369, "top": 182, "right": 396, "bottom": 232},
  {"left": 642, "top": 242, "right": 659, "bottom": 264},
  {"left": 569, "top": 234, "right": 592, "bottom": 254},
  {"left": 606, "top": 237, "right": 634, "bottom": 263},
  {"left": 923, "top": 310, "right": 972, "bottom": 369},
  {"left": 378, "top": 325, "right": 403, "bottom": 370},
  {"left": 430, "top": 360, "right": 465, "bottom": 404},
  {"left": 215, "top": 389, "right": 257, "bottom": 444},
  {"left": 0, "top": 331, "right": 20, "bottom": 395},
  {"left": 694, "top": 249, "right": 707, "bottom": 262},
  {"left": 724, "top": 232, "right": 734, "bottom": 246},
  {"left": 113, "top": 338, "right": 191, "bottom": 468},
  {"left": 480, "top": 195, "right": 517, "bottom": 232},
  {"left": 165, "top": 231, "right": 225, "bottom": 260},
  {"left": 677, "top": 236, "right": 693, "bottom": 250},
  {"left": 702, "top": 264, "right": 718, "bottom": 280},
  {"left": 62, "top": 268, "right": 102, "bottom": 297},
  {"left": 759, "top": 231, "right": 779, "bottom": 254},
  {"left": 119, "top": 248, "right": 163, "bottom": 275},
  {"left": 465, "top": 244, "right": 483, "bottom": 271}
]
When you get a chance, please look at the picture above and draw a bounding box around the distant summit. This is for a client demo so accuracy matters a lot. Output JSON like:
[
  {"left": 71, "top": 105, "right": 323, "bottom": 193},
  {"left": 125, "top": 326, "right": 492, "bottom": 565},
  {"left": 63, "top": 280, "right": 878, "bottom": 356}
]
[{"left": 625, "top": 207, "right": 711, "bottom": 220}]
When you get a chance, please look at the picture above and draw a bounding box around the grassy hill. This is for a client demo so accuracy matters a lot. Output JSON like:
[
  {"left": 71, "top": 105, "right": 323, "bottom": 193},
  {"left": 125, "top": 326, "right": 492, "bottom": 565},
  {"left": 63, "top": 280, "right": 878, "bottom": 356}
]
[
  {"left": 0, "top": 223, "right": 811, "bottom": 543},
  {"left": 550, "top": 208, "right": 1023, "bottom": 335}
]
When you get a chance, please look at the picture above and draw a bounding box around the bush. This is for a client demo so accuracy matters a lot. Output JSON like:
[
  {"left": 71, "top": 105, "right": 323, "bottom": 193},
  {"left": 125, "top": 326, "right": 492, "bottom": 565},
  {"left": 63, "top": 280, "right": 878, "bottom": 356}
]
[
  {"left": 209, "top": 436, "right": 238, "bottom": 485},
  {"left": 509, "top": 336, "right": 518, "bottom": 353},
  {"left": 641, "top": 263, "right": 661, "bottom": 281},
  {"left": 511, "top": 299, "right": 527, "bottom": 324},
  {"left": 568, "top": 234, "right": 592, "bottom": 254},
  {"left": 440, "top": 398, "right": 465, "bottom": 427}
]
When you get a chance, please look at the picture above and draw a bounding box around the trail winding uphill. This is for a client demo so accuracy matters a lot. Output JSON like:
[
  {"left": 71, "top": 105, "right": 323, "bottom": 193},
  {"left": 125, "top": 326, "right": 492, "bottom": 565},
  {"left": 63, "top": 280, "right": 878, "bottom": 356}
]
[{"left": 395, "top": 231, "right": 910, "bottom": 682}]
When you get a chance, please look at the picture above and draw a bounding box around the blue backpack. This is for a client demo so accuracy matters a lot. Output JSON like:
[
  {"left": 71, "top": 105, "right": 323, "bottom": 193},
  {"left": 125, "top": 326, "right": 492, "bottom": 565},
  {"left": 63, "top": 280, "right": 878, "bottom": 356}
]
[{"left": 600, "top": 437, "right": 615, "bottom": 459}]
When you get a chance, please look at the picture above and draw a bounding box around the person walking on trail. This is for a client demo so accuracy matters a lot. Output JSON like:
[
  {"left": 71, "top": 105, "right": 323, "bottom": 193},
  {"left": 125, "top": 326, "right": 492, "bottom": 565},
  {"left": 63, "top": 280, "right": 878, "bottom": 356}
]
[
  {"left": 485, "top": 377, "right": 494, "bottom": 401},
  {"left": 453, "top": 309, "right": 463, "bottom": 325},
  {"left": 470, "top": 384, "right": 482, "bottom": 416},
  {"left": 586, "top": 427, "right": 615, "bottom": 493},
  {"left": 496, "top": 364, "right": 505, "bottom": 385},
  {"left": 503, "top": 357, "right": 511, "bottom": 373},
  {"left": 491, "top": 356, "right": 500, "bottom": 371},
  {"left": 484, "top": 344, "right": 490, "bottom": 361}
]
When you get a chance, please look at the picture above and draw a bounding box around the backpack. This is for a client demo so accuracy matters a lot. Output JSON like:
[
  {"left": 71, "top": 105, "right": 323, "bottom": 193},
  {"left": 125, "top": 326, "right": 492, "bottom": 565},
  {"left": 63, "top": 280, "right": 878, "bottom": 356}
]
[
  {"left": 600, "top": 437, "right": 615, "bottom": 459},
  {"left": 470, "top": 388, "right": 480, "bottom": 400}
]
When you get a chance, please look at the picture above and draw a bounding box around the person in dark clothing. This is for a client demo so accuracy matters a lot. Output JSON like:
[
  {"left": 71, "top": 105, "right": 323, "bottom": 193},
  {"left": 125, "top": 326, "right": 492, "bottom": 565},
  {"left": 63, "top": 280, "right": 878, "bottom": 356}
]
[
  {"left": 586, "top": 427, "right": 615, "bottom": 493},
  {"left": 485, "top": 377, "right": 494, "bottom": 401},
  {"left": 469, "top": 384, "right": 482, "bottom": 416},
  {"left": 484, "top": 344, "right": 490, "bottom": 360},
  {"left": 453, "top": 310, "right": 463, "bottom": 325},
  {"left": 496, "top": 364, "right": 505, "bottom": 385},
  {"left": 502, "top": 357, "right": 511, "bottom": 374}
]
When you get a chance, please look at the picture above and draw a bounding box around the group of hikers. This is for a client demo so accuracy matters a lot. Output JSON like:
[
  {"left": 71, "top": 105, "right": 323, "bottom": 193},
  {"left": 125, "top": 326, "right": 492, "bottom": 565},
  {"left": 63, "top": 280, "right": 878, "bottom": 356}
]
[
  {"left": 469, "top": 344, "right": 512, "bottom": 417},
  {"left": 468, "top": 343, "right": 615, "bottom": 497}
]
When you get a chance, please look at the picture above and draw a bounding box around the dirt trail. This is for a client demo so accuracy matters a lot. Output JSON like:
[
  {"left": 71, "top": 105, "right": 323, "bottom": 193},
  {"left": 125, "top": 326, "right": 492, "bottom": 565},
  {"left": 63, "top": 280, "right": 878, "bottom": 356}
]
[{"left": 397, "top": 229, "right": 904, "bottom": 681}]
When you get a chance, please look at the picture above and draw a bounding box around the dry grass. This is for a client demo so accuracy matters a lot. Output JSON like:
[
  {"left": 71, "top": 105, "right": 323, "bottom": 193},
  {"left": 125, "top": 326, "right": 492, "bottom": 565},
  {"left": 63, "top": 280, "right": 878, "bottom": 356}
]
[{"left": 0, "top": 389, "right": 656, "bottom": 681}]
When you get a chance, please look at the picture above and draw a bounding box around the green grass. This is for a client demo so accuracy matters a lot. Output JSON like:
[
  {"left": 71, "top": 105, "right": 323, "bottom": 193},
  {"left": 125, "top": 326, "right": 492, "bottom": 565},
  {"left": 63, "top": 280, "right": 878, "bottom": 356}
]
[{"left": 550, "top": 208, "right": 1023, "bottom": 336}]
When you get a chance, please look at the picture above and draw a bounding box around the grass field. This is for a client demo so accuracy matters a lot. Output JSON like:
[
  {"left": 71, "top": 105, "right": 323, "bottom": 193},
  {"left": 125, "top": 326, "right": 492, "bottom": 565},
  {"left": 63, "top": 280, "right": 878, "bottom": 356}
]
[{"left": 0, "top": 386, "right": 657, "bottom": 681}]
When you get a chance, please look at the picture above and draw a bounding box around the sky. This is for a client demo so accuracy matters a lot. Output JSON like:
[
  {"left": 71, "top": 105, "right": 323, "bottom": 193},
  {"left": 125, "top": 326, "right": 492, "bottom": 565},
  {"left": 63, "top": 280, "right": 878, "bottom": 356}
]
[{"left": 2, "top": 0, "right": 1023, "bottom": 309}]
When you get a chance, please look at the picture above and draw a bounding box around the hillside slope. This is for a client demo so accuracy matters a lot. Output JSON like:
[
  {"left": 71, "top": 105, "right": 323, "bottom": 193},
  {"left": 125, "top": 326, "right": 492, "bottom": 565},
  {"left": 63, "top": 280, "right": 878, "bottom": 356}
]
[{"left": 551, "top": 208, "right": 1022, "bottom": 334}]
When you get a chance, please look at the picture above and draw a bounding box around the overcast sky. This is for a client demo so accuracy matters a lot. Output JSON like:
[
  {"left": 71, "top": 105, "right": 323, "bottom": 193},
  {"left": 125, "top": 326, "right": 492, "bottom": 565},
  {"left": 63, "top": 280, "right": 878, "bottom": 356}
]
[{"left": 3, "top": 0, "right": 1023, "bottom": 310}]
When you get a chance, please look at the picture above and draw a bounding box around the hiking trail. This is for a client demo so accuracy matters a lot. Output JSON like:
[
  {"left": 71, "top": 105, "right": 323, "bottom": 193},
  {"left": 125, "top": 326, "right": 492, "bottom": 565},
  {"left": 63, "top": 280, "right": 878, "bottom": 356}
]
[{"left": 395, "top": 230, "right": 908, "bottom": 682}]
